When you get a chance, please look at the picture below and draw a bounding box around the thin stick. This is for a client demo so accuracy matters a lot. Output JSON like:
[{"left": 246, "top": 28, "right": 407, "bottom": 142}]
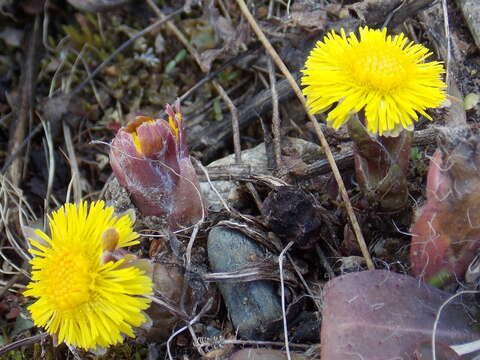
[
  {"left": 279, "top": 241, "right": 294, "bottom": 360},
  {"left": 222, "top": 339, "right": 313, "bottom": 350},
  {"left": 441, "top": 0, "right": 451, "bottom": 89},
  {"left": 62, "top": 122, "right": 82, "bottom": 204},
  {"left": 166, "top": 298, "right": 213, "bottom": 360},
  {"left": 0, "top": 274, "right": 21, "bottom": 299},
  {"left": 213, "top": 81, "right": 242, "bottom": 163},
  {"left": 181, "top": 223, "right": 201, "bottom": 315},
  {"left": 235, "top": 0, "right": 374, "bottom": 270},
  {"left": 0, "top": 333, "right": 48, "bottom": 356},
  {"left": 246, "top": 183, "right": 263, "bottom": 211},
  {"left": 8, "top": 16, "right": 41, "bottom": 188},
  {"left": 268, "top": 57, "right": 282, "bottom": 168},
  {"left": 146, "top": 294, "right": 188, "bottom": 321},
  {"left": 40, "top": 117, "right": 55, "bottom": 215}
]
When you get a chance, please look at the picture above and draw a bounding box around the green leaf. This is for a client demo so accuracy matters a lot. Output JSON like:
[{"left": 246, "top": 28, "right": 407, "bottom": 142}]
[
  {"left": 11, "top": 316, "right": 34, "bottom": 337},
  {"left": 464, "top": 93, "right": 479, "bottom": 110}
]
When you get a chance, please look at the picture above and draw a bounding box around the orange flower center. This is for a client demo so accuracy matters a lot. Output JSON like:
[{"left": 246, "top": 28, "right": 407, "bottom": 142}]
[
  {"left": 350, "top": 45, "right": 411, "bottom": 91},
  {"left": 125, "top": 116, "right": 155, "bottom": 155},
  {"left": 45, "top": 250, "right": 93, "bottom": 310}
]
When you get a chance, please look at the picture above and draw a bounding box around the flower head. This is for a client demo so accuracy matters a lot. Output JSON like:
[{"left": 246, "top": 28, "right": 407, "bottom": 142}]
[
  {"left": 109, "top": 101, "right": 204, "bottom": 228},
  {"left": 25, "top": 201, "right": 153, "bottom": 350},
  {"left": 301, "top": 27, "right": 446, "bottom": 135}
]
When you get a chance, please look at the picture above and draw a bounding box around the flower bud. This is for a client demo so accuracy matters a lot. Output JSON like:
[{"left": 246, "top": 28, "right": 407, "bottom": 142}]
[{"left": 109, "top": 101, "right": 204, "bottom": 228}]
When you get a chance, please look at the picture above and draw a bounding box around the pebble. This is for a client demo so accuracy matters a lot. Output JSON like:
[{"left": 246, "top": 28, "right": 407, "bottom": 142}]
[
  {"left": 457, "top": 0, "right": 480, "bottom": 50},
  {"left": 208, "top": 227, "right": 282, "bottom": 339}
]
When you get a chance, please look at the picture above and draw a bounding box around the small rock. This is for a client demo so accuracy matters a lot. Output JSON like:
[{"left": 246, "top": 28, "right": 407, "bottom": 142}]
[
  {"left": 141, "top": 263, "right": 187, "bottom": 341},
  {"left": 208, "top": 227, "right": 282, "bottom": 339},
  {"left": 229, "top": 348, "right": 310, "bottom": 360},
  {"left": 201, "top": 138, "right": 324, "bottom": 208},
  {"left": 289, "top": 311, "right": 320, "bottom": 343},
  {"left": 262, "top": 186, "right": 323, "bottom": 249},
  {"left": 457, "top": 0, "right": 480, "bottom": 50}
]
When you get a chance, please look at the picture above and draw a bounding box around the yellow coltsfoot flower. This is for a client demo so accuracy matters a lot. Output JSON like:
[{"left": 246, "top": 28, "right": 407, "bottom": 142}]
[
  {"left": 24, "top": 201, "right": 153, "bottom": 351},
  {"left": 302, "top": 26, "right": 446, "bottom": 135}
]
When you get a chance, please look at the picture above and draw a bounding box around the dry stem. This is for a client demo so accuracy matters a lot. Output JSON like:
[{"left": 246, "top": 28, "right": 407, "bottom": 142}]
[
  {"left": 235, "top": 0, "right": 374, "bottom": 269},
  {"left": 268, "top": 57, "right": 282, "bottom": 169}
]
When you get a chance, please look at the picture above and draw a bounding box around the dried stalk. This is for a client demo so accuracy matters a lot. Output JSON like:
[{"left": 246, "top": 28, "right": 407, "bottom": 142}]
[
  {"left": 268, "top": 57, "right": 282, "bottom": 169},
  {"left": 235, "top": 0, "right": 374, "bottom": 269}
]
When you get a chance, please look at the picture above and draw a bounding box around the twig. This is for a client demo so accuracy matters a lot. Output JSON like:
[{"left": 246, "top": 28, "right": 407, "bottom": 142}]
[
  {"left": 222, "top": 338, "right": 313, "bottom": 350},
  {"left": 212, "top": 81, "right": 242, "bottom": 163},
  {"left": 2, "top": 124, "right": 43, "bottom": 174},
  {"left": 0, "top": 333, "right": 48, "bottom": 356},
  {"left": 62, "top": 122, "right": 82, "bottom": 204},
  {"left": 167, "top": 298, "right": 213, "bottom": 360},
  {"left": 179, "top": 48, "right": 258, "bottom": 103},
  {"left": 235, "top": 0, "right": 374, "bottom": 269},
  {"left": 268, "top": 57, "right": 282, "bottom": 169},
  {"left": 147, "top": 294, "right": 189, "bottom": 321},
  {"left": 190, "top": 73, "right": 299, "bottom": 160},
  {"left": 39, "top": 116, "right": 55, "bottom": 215},
  {"left": 181, "top": 223, "right": 201, "bottom": 315},
  {"left": 279, "top": 241, "right": 294, "bottom": 360},
  {"left": 441, "top": 0, "right": 451, "bottom": 89},
  {"left": 7, "top": 15, "right": 42, "bottom": 187},
  {"left": 0, "top": 274, "right": 22, "bottom": 299},
  {"left": 246, "top": 183, "right": 263, "bottom": 212},
  {"left": 195, "top": 159, "right": 232, "bottom": 212},
  {"left": 286, "top": 253, "right": 321, "bottom": 312}
]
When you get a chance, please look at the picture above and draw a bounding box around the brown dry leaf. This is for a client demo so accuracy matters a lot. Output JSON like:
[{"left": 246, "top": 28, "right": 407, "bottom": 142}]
[
  {"left": 290, "top": 2, "right": 327, "bottom": 31},
  {"left": 321, "top": 270, "right": 479, "bottom": 360}
]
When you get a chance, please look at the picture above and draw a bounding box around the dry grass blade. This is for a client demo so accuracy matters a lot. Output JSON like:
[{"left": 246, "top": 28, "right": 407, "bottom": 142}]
[
  {"left": 235, "top": 0, "right": 374, "bottom": 270},
  {"left": 7, "top": 16, "right": 42, "bottom": 188},
  {"left": 279, "top": 241, "right": 294, "bottom": 360},
  {"left": 0, "top": 174, "right": 33, "bottom": 269},
  {"left": 62, "top": 122, "right": 82, "bottom": 204}
]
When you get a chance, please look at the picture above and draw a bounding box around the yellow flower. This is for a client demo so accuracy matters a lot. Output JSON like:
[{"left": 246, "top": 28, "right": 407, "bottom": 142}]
[
  {"left": 24, "top": 201, "right": 153, "bottom": 350},
  {"left": 301, "top": 27, "right": 446, "bottom": 135}
]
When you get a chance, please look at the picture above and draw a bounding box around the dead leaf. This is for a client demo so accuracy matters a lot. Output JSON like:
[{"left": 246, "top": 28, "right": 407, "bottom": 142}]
[{"left": 321, "top": 270, "right": 479, "bottom": 360}]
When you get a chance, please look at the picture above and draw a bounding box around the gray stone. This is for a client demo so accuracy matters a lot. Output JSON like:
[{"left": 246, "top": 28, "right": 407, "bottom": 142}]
[
  {"left": 208, "top": 227, "right": 282, "bottom": 339},
  {"left": 457, "top": 0, "right": 480, "bottom": 50},
  {"left": 200, "top": 138, "right": 324, "bottom": 208}
]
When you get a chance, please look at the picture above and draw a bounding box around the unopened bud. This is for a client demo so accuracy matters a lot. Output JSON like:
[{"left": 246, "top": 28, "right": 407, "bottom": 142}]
[{"left": 110, "top": 101, "right": 204, "bottom": 229}]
